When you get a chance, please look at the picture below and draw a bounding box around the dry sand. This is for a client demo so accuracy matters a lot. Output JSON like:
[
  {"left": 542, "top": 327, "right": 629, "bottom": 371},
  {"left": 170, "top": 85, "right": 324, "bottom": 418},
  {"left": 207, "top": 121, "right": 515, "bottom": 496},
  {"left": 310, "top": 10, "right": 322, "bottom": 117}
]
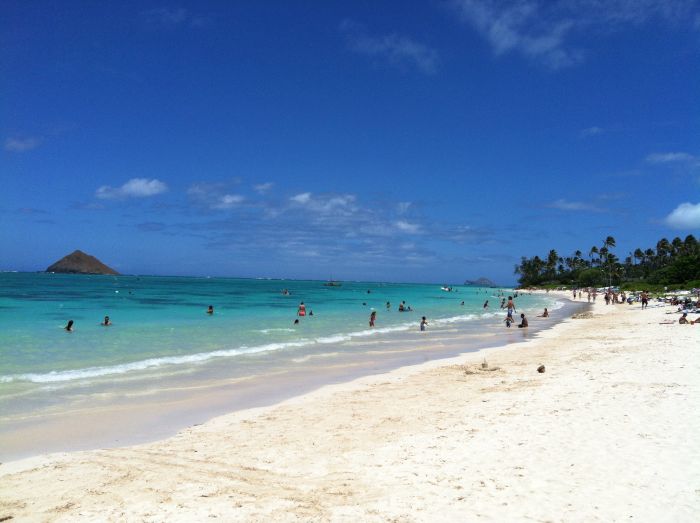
[{"left": 1, "top": 297, "right": 699, "bottom": 522}]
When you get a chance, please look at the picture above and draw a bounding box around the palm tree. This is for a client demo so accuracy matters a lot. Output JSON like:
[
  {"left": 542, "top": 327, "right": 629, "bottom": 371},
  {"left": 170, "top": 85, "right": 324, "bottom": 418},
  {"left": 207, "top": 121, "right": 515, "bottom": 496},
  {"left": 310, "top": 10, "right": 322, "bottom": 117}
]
[
  {"left": 589, "top": 246, "right": 599, "bottom": 266},
  {"left": 634, "top": 248, "right": 644, "bottom": 265},
  {"left": 671, "top": 237, "right": 683, "bottom": 257}
]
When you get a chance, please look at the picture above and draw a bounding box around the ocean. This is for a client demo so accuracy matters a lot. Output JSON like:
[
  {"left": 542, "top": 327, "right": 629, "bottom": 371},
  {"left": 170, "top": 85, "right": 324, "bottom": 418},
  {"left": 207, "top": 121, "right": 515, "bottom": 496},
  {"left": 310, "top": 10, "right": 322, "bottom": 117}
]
[{"left": 0, "top": 272, "right": 573, "bottom": 459}]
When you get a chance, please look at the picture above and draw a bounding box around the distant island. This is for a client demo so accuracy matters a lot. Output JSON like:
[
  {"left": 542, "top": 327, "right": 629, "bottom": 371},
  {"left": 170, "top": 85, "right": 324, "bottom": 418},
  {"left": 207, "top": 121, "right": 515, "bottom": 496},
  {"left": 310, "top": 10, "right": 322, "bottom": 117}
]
[
  {"left": 46, "top": 250, "right": 119, "bottom": 275},
  {"left": 464, "top": 277, "right": 497, "bottom": 287}
]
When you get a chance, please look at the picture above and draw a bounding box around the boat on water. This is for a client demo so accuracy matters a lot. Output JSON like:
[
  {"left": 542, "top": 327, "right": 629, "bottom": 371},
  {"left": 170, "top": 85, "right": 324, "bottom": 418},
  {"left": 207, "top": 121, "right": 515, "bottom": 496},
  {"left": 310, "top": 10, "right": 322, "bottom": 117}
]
[{"left": 323, "top": 280, "right": 342, "bottom": 287}]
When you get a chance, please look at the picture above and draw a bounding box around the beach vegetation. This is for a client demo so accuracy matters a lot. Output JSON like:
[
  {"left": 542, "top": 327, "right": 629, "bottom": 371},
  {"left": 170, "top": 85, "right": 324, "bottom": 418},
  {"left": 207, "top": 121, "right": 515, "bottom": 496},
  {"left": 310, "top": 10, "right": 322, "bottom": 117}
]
[{"left": 515, "top": 235, "right": 700, "bottom": 288}]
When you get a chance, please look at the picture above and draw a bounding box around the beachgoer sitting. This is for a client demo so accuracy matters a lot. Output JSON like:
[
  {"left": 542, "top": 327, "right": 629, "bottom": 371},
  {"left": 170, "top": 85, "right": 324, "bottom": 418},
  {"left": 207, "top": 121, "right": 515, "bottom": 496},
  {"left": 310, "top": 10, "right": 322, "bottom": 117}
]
[
  {"left": 679, "top": 313, "right": 691, "bottom": 324},
  {"left": 539, "top": 308, "right": 549, "bottom": 318},
  {"left": 518, "top": 313, "right": 529, "bottom": 328}
]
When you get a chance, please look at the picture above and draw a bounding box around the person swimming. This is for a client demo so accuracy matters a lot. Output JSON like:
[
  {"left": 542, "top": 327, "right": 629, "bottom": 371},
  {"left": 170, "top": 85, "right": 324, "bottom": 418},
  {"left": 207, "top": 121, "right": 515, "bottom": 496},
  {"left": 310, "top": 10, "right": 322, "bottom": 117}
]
[
  {"left": 518, "top": 313, "right": 529, "bottom": 328},
  {"left": 386, "top": 301, "right": 391, "bottom": 310},
  {"left": 101, "top": 316, "right": 111, "bottom": 326},
  {"left": 65, "top": 320, "right": 74, "bottom": 332},
  {"left": 293, "top": 318, "right": 299, "bottom": 325},
  {"left": 207, "top": 305, "right": 214, "bottom": 315}
]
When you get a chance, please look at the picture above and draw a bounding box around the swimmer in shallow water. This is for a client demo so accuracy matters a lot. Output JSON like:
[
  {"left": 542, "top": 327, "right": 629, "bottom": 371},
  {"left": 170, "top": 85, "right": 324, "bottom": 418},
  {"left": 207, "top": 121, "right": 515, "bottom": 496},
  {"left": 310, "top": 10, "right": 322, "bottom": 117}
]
[
  {"left": 518, "top": 313, "right": 529, "bottom": 328},
  {"left": 101, "top": 316, "right": 111, "bottom": 326},
  {"left": 207, "top": 305, "right": 214, "bottom": 315},
  {"left": 65, "top": 320, "right": 74, "bottom": 332}
]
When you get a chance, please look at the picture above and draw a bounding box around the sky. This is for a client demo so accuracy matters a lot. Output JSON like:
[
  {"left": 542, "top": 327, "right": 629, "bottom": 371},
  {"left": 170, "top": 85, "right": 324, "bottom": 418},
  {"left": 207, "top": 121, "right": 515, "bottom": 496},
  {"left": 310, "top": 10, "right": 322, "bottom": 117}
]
[{"left": 1, "top": 0, "right": 699, "bottom": 284}]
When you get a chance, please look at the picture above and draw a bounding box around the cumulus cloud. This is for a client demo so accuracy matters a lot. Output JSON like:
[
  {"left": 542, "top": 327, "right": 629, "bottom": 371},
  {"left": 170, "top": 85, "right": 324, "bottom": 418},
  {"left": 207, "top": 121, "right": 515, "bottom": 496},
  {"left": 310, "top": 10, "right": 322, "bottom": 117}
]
[
  {"left": 211, "top": 194, "right": 245, "bottom": 209},
  {"left": 290, "top": 192, "right": 312, "bottom": 205},
  {"left": 580, "top": 126, "right": 603, "bottom": 137},
  {"left": 450, "top": 0, "right": 698, "bottom": 69},
  {"left": 547, "top": 198, "right": 601, "bottom": 211},
  {"left": 96, "top": 178, "right": 168, "bottom": 199},
  {"left": 646, "top": 152, "right": 695, "bottom": 164},
  {"left": 341, "top": 20, "right": 439, "bottom": 74},
  {"left": 395, "top": 220, "right": 421, "bottom": 233},
  {"left": 139, "top": 7, "right": 209, "bottom": 29},
  {"left": 253, "top": 182, "right": 274, "bottom": 194},
  {"left": 188, "top": 183, "right": 245, "bottom": 210},
  {"left": 664, "top": 202, "right": 700, "bottom": 229},
  {"left": 4, "top": 137, "right": 41, "bottom": 152}
]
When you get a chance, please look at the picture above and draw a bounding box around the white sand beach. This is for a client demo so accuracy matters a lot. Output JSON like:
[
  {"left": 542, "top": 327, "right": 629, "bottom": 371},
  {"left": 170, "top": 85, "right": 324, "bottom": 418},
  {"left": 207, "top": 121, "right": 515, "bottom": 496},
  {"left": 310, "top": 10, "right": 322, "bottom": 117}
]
[{"left": 1, "top": 296, "right": 698, "bottom": 522}]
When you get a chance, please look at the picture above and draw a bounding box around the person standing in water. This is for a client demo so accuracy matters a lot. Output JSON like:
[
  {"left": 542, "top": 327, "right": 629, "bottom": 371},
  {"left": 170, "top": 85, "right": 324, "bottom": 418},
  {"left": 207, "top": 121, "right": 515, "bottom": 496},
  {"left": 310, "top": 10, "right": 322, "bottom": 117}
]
[
  {"left": 206, "top": 305, "right": 214, "bottom": 315},
  {"left": 420, "top": 316, "right": 428, "bottom": 331},
  {"left": 369, "top": 310, "right": 376, "bottom": 327},
  {"left": 101, "top": 316, "right": 111, "bottom": 326},
  {"left": 297, "top": 302, "right": 306, "bottom": 316}
]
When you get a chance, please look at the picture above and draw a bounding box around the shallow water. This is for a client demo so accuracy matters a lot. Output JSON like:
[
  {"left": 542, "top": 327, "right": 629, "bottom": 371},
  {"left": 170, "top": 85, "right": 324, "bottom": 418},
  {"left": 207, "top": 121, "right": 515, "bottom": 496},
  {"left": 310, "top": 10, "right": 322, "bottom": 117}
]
[{"left": 0, "top": 272, "right": 572, "bottom": 460}]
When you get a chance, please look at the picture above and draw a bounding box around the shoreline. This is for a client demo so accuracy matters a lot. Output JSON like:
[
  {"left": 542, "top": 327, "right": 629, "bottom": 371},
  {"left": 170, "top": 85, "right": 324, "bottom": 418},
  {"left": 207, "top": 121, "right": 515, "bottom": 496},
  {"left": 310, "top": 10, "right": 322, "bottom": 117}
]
[
  {"left": 0, "top": 293, "right": 580, "bottom": 462},
  {"left": 2, "top": 295, "right": 698, "bottom": 521}
]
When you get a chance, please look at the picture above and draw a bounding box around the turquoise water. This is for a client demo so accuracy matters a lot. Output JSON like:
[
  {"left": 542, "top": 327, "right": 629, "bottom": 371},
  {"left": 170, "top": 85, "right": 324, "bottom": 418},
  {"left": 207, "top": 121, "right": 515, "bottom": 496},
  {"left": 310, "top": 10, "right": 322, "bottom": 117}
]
[
  {"left": 0, "top": 272, "right": 569, "bottom": 458},
  {"left": 0, "top": 273, "right": 558, "bottom": 383}
]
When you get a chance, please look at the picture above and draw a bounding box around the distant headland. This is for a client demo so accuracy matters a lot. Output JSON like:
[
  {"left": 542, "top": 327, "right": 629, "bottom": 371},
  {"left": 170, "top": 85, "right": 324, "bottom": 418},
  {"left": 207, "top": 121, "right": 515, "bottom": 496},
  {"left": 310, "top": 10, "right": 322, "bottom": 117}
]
[
  {"left": 464, "top": 277, "right": 497, "bottom": 287},
  {"left": 46, "top": 250, "right": 119, "bottom": 275}
]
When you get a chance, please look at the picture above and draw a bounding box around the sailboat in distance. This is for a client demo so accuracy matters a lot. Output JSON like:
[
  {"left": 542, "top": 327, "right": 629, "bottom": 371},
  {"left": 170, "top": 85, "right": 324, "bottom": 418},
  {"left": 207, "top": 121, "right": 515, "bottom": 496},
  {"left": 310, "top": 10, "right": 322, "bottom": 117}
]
[{"left": 323, "top": 276, "right": 342, "bottom": 287}]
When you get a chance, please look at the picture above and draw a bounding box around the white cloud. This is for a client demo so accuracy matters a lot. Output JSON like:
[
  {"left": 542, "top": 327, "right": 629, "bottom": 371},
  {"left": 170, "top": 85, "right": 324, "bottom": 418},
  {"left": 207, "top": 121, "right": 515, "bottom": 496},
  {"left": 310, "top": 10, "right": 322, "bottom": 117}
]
[
  {"left": 580, "top": 126, "right": 603, "bottom": 137},
  {"left": 96, "top": 178, "right": 168, "bottom": 199},
  {"left": 646, "top": 152, "right": 695, "bottom": 164},
  {"left": 4, "top": 137, "right": 41, "bottom": 152},
  {"left": 290, "top": 192, "right": 312, "bottom": 204},
  {"left": 547, "top": 198, "right": 600, "bottom": 211},
  {"left": 254, "top": 182, "right": 274, "bottom": 194},
  {"left": 397, "top": 202, "right": 412, "bottom": 214},
  {"left": 341, "top": 20, "right": 439, "bottom": 74},
  {"left": 395, "top": 220, "right": 421, "bottom": 233},
  {"left": 664, "top": 202, "right": 700, "bottom": 229},
  {"left": 450, "top": 0, "right": 698, "bottom": 69},
  {"left": 211, "top": 194, "right": 245, "bottom": 209}
]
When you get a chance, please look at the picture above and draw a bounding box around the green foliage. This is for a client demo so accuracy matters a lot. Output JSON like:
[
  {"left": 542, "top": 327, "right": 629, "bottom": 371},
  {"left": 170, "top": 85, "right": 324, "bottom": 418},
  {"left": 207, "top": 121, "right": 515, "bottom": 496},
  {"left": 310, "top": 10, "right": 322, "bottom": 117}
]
[{"left": 515, "top": 235, "right": 700, "bottom": 288}]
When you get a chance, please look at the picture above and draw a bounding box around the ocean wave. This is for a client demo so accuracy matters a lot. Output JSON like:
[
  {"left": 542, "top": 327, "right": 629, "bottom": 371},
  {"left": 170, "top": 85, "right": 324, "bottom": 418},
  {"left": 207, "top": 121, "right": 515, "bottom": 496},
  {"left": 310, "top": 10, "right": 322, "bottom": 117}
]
[{"left": 0, "top": 310, "right": 500, "bottom": 385}]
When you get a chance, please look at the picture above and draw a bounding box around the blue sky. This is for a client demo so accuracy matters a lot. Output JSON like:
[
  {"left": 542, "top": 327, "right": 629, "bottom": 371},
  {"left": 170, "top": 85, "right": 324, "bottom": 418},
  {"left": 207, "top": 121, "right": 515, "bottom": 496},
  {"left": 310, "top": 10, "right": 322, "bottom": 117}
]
[{"left": 2, "top": 0, "right": 699, "bottom": 283}]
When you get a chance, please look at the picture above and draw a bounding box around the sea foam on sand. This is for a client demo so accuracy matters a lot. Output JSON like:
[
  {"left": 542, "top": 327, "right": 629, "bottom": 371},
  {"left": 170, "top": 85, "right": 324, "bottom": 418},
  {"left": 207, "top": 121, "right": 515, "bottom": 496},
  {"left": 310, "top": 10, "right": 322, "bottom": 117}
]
[{"left": 1, "top": 295, "right": 698, "bottom": 522}]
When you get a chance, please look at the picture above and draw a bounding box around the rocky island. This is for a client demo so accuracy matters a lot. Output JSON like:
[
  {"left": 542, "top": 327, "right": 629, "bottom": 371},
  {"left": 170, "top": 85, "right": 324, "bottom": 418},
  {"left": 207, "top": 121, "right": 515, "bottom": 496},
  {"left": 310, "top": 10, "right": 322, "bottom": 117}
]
[
  {"left": 46, "top": 250, "right": 119, "bottom": 275},
  {"left": 464, "top": 277, "right": 497, "bottom": 287}
]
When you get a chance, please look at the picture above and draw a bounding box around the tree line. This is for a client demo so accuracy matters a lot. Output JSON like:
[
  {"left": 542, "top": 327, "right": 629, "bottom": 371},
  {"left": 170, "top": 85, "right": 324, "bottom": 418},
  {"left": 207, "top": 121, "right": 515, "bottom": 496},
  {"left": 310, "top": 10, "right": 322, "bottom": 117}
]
[{"left": 515, "top": 235, "right": 700, "bottom": 289}]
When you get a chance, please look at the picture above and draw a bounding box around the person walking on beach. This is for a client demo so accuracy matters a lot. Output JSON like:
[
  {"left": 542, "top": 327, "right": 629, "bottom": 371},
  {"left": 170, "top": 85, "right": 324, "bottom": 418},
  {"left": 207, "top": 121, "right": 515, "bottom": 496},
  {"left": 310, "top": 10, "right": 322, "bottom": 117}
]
[
  {"left": 641, "top": 291, "right": 649, "bottom": 310},
  {"left": 369, "top": 310, "right": 376, "bottom": 327},
  {"left": 420, "top": 316, "right": 428, "bottom": 331}
]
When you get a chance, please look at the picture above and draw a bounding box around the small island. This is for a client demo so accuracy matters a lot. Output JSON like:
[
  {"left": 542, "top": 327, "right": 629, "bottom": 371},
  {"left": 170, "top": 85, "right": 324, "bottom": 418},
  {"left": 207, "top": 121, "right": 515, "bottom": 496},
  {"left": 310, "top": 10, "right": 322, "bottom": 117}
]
[
  {"left": 46, "top": 250, "right": 119, "bottom": 275},
  {"left": 464, "top": 277, "right": 497, "bottom": 287}
]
